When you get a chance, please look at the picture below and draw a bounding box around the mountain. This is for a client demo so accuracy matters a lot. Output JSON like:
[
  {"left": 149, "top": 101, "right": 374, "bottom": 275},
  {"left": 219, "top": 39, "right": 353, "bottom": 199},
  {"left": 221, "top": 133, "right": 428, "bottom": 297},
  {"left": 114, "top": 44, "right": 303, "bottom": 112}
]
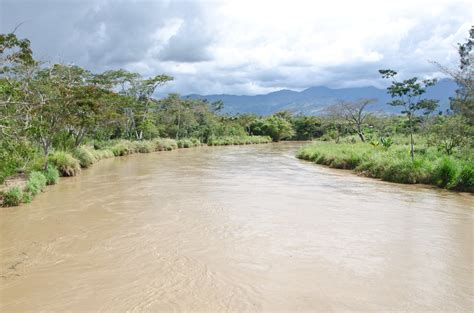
[{"left": 186, "top": 79, "right": 457, "bottom": 115}]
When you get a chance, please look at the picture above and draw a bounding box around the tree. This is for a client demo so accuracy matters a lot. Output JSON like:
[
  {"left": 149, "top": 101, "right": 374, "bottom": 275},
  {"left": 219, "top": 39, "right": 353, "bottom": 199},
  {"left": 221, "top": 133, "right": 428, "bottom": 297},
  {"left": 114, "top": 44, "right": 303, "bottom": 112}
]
[
  {"left": 429, "top": 115, "right": 473, "bottom": 155},
  {"left": 379, "top": 69, "right": 438, "bottom": 160},
  {"left": 98, "top": 69, "right": 173, "bottom": 140},
  {"left": 291, "top": 115, "right": 322, "bottom": 140},
  {"left": 432, "top": 26, "right": 473, "bottom": 123},
  {"left": 235, "top": 113, "right": 258, "bottom": 135},
  {"left": 326, "top": 99, "right": 376, "bottom": 142},
  {"left": 447, "top": 26, "right": 473, "bottom": 123},
  {"left": 250, "top": 115, "right": 295, "bottom": 142}
]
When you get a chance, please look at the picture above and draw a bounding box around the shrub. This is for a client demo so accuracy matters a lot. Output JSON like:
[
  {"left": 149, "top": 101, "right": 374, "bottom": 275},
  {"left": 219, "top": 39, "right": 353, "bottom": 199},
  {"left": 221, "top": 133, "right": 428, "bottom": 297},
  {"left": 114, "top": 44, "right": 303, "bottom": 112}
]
[
  {"left": 44, "top": 166, "right": 59, "bottom": 185},
  {"left": 22, "top": 192, "right": 32, "bottom": 203},
  {"left": 110, "top": 141, "right": 135, "bottom": 156},
  {"left": 73, "top": 146, "right": 97, "bottom": 168},
  {"left": 48, "top": 151, "right": 81, "bottom": 177},
  {"left": 207, "top": 136, "right": 271, "bottom": 146},
  {"left": 456, "top": 163, "right": 474, "bottom": 191},
  {"left": 190, "top": 138, "right": 201, "bottom": 146},
  {"left": 152, "top": 138, "right": 178, "bottom": 151},
  {"left": 2, "top": 187, "right": 23, "bottom": 206},
  {"left": 177, "top": 139, "right": 193, "bottom": 148},
  {"left": 25, "top": 171, "right": 47, "bottom": 195},
  {"left": 433, "top": 157, "right": 459, "bottom": 188},
  {"left": 135, "top": 141, "right": 154, "bottom": 153},
  {"left": 92, "top": 149, "right": 114, "bottom": 160}
]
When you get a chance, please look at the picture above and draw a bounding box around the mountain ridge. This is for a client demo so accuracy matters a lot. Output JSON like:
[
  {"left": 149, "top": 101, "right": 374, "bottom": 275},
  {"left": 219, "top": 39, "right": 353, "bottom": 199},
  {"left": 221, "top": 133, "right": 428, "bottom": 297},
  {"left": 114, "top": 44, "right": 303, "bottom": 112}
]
[{"left": 186, "top": 79, "right": 457, "bottom": 115}]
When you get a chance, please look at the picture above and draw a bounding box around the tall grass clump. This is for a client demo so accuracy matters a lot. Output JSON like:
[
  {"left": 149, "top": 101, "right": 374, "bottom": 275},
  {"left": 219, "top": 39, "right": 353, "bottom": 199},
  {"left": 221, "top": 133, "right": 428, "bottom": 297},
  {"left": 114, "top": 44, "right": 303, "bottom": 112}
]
[
  {"left": 48, "top": 151, "right": 81, "bottom": 177},
  {"left": 2, "top": 187, "right": 23, "bottom": 206},
  {"left": 207, "top": 135, "right": 271, "bottom": 146},
  {"left": 25, "top": 171, "right": 47, "bottom": 196},
  {"left": 44, "top": 166, "right": 59, "bottom": 185},
  {"left": 135, "top": 140, "right": 154, "bottom": 153},
  {"left": 177, "top": 138, "right": 201, "bottom": 148},
  {"left": 152, "top": 138, "right": 178, "bottom": 151},
  {"left": 297, "top": 141, "right": 474, "bottom": 191},
  {"left": 91, "top": 149, "right": 114, "bottom": 160},
  {"left": 110, "top": 140, "right": 136, "bottom": 156},
  {"left": 456, "top": 163, "right": 474, "bottom": 192},
  {"left": 432, "top": 157, "right": 459, "bottom": 188},
  {"left": 73, "top": 146, "right": 97, "bottom": 168}
]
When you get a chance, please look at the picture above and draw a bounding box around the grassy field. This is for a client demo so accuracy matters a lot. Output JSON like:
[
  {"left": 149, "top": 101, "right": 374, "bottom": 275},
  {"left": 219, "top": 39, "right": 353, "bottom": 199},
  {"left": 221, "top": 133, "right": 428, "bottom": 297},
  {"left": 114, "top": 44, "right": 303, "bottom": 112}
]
[{"left": 297, "top": 139, "right": 473, "bottom": 192}]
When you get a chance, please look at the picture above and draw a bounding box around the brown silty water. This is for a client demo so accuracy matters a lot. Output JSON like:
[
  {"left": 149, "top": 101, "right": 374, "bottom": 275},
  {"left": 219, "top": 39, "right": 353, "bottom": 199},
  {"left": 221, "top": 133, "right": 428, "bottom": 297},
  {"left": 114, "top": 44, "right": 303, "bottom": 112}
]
[{"left": 0, "top": 143, "right": 473, "bottom": 311}]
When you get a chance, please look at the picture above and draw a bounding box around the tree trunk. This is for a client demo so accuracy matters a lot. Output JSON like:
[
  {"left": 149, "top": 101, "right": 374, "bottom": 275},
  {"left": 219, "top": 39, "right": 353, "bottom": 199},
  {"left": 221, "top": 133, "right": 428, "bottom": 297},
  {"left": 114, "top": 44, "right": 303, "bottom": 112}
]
[
  {"left": 409, "top": 115, "right": 415, "bottom": 161},
  {"left": 43, "top": 145, "right": 50, "bottom": 171},
  {"left": 176, "top": 113, "right": 181, "bottom": 140}
]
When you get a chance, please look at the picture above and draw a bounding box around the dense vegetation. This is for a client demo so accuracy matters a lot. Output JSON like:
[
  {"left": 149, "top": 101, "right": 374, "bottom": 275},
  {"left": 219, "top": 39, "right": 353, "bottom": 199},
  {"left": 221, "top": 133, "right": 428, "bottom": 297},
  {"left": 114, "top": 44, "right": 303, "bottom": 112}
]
[{"left": 298, "top": 27, "right": 473, "bottom": 191}]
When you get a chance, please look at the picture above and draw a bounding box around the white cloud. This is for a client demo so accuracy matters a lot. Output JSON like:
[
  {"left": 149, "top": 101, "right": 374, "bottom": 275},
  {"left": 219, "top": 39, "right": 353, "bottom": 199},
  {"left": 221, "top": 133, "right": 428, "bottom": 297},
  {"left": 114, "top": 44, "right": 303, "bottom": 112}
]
[{"left": 1, "top": 0, "right": 472, "bottom": 95}]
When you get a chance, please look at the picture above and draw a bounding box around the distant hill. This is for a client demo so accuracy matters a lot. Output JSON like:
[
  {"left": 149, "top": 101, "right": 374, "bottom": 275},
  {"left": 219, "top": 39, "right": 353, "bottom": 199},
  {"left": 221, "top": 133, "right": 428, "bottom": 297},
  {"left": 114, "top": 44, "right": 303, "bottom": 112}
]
[{"left": 186, "top": 79, "right": 457, "bottom": 115}]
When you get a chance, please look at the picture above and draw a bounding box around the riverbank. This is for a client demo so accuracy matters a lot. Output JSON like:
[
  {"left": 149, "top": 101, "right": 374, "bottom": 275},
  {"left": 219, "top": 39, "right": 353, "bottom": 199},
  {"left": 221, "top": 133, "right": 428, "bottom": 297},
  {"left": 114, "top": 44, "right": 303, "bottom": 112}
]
[
  {"left": 0, "top": 136, "right": 272, "bottom": 207},
  {"left": 297, "top": 141, "right": 474, "bottom": 192}
]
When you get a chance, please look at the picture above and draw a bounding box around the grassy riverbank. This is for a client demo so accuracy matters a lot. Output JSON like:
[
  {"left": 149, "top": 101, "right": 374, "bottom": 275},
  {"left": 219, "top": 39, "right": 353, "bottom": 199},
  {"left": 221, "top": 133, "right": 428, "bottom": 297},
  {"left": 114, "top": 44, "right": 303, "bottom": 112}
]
[
  {"left": 0, "top": 136, "right": 271, "bottom": 207},
  {"left": 297, "top": 140, "right": 474, "bottom": 192}
]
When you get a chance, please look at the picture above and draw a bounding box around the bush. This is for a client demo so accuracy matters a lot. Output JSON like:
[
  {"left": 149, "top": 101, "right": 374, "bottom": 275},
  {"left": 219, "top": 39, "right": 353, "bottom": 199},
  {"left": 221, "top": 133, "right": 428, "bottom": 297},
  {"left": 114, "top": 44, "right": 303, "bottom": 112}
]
[
  {"left": 44, "top": 166, "right": 59, "bottom": 185},
  {"left": 207, "top": 136, "right": 271, "bottom": 146},
  {"left": 177, "top": 138, "right": 199, "bottom": 148},
  {"left": 25, "top": 171, "right": 47, "bottom": 195},
  {"left": 456, "top": 163, "right": 474, "bottom": 191},
  {"left": 2, "top": 187, "right": 23, "bottom": 206},
  {"left": 73, "top": 146, "right": 97, "bottom": 168},
  {"left": 135, "top": 141, "right": 154, "bottom": 153},
  {"left": 92, "top": 149, "right": 114, "bottom": 160},
  {"left": 48, "top": 151, "right": 81, "bottom": 177},
  {"left": 110, "top": 141, "right": 135, "bottom": 156},
  {"left": 433, "top": 157, "right": 459, "bottom": 188},
  {"left": 22, "top": 192, "right": 32, "bottom": 203},
  {"left": 152, "top": 138, "right": 178, "bottom": 151}
]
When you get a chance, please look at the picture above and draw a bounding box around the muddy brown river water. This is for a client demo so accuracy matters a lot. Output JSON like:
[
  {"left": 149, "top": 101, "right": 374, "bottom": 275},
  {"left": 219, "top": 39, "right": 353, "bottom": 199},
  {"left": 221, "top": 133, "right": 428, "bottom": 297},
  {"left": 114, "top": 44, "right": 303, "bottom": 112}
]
[{"left": 0, "top": 143, "right": 473, "bottom": 312}]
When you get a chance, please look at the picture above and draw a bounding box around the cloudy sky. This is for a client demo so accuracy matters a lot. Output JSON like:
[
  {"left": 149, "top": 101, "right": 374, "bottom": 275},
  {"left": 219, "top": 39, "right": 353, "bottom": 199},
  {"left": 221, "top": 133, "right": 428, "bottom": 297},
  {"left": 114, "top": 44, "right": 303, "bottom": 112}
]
[{"left": 1, "top": 0, "right": 472, "bottom": 95}]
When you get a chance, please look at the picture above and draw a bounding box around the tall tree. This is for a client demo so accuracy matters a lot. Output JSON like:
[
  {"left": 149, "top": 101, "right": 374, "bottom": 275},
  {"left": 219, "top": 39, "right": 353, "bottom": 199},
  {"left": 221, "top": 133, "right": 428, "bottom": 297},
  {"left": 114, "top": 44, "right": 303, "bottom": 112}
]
[{"left": 379, "top": 69, "right": 438, "bottom": 160}]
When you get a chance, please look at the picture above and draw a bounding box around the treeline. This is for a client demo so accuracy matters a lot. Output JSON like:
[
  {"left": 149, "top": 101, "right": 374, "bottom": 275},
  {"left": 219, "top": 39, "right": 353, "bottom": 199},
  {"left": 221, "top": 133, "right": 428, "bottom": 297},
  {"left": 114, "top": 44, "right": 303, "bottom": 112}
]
[{"left": 0, "top": 33, "right": 288, "bottom": 184}]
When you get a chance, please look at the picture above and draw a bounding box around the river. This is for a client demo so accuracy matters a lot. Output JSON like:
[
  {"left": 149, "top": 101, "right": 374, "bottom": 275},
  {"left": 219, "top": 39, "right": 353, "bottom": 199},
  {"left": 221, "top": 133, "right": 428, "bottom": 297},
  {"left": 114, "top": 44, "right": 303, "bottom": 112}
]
[{"left": 0, "top": 143, "right": 472, "bottom": 312}]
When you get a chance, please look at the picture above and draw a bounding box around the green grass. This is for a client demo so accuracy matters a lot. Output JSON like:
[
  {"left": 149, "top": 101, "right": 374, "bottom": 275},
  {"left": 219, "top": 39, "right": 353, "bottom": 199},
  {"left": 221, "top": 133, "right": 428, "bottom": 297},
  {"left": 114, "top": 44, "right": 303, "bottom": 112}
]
[
  {"left": 48, "top": 151, "right": 81, "bottom": 177},
  {"left": 152, "top": 138, "right": 178, "bottom": 151},
  {"left": 207, "top": 136, "right": 272, "bottom": 146},
  {"left": 25, "top": 171, "right": 47, "bottom": 196},
  {"left": 177, "top": 138, "right": 201, "bottom": 148},
  {"left": 134, "top": 141, "right": 155, "bottom": 153},
  {"left": 2, "top": 187, "right": 23, "bottom": 206},
  {"left": 91, "top": 149, "right": 114, "bottom": 160},
  {"left": 44, "top": 166, "right": 59, "bottom": 185},
  {"left": 73, "top": 146, "right": 97, "bottom": 168},
  {"left": 297, "top": 141, "right": 473, "bottom": 192},
  {"left": 110, "top": 140, "right": 136, "bottom": 156}
]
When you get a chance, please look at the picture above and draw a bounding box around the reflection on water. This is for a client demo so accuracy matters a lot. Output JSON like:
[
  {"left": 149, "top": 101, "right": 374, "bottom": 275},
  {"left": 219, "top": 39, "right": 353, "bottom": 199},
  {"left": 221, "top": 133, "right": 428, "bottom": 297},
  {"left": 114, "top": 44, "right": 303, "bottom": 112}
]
[{"left": 1, "top": 143, "right": 473, "bottom": 311}]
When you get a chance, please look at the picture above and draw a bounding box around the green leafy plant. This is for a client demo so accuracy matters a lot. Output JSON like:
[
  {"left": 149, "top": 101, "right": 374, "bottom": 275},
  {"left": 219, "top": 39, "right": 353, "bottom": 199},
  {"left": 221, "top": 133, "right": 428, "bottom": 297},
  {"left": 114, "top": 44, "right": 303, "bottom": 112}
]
[{"left": 2, "top": 187, "right": 23, "bottom": 206}]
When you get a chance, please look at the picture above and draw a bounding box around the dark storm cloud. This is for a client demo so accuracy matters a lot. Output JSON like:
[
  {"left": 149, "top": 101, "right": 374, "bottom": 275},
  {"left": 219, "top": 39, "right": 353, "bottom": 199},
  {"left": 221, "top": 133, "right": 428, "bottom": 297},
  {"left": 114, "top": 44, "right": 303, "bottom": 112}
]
[
  {"left": 1, "top": 0, "right": 214, "bottom": 69},
  {"left": 159, "top": 18, "right": 213, "bottom": 62},
  {"left": 1, "top": 0, "right": 472, "bottom": 95}
]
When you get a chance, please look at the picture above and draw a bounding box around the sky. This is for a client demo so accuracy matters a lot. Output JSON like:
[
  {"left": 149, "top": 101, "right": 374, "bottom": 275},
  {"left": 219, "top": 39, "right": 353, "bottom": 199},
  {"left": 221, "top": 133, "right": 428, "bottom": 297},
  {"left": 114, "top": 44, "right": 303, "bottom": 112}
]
[{"left": 1, "top": 0, "right": 472, "bottom": 96}]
